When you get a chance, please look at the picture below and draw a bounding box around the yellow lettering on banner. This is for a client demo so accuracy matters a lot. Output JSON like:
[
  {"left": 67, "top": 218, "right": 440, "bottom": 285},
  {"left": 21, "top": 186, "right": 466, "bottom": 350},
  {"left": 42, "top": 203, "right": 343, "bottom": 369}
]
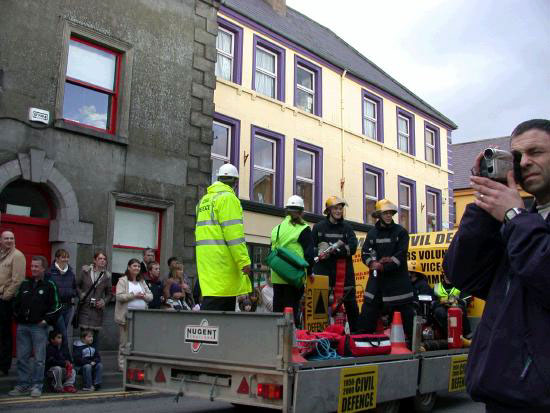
[
  {"left": 448, "top": 354, "right": 468, "bottom": 392},
  {"left": 338, "top": 365, "right": 378, "bottom": 413},
  {"left": 305, "top": 275, "right": 329, "bottom": 332}
]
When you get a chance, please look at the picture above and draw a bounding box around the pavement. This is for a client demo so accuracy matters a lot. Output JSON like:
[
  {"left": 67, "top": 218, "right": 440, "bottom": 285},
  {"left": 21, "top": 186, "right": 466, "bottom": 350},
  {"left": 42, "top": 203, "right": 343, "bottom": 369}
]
[{"left": 0, "top": 351, "right": 123, "bottom": 403}]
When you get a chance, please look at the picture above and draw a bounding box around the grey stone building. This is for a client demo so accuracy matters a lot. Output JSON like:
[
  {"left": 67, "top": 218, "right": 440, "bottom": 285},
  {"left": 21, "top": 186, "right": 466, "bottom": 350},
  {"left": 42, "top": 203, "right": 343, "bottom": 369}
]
[{"left": 0, "top": 0, "right": 219, "bottom": 348}]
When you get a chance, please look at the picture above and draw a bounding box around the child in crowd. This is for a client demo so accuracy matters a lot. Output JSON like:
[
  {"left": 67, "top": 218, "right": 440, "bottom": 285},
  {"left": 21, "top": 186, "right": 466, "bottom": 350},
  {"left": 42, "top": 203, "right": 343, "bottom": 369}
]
[
  {"left": 45, "top": 330, "right": 77, "bottom": 393},
  {"left": 73, "top": 329, "right": 103, "bottom": 391}
]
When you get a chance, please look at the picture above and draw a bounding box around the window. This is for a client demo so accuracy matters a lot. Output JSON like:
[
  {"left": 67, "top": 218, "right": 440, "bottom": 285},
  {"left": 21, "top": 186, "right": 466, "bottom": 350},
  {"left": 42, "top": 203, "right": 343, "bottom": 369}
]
[
  {"left": 362, "top": 90, "right": 383, "bottom": 142},
  {"left": 425, "top": 187, "right": 442, "bottom": 232},
  {"left": 215, "top": 28, "right": 234, "bottom": 81},
  {"left": 62, "top": 37, "right": 120, "bottom": 133},
  {"left": 424, "top": 122, "right": 441, "bottom": 165},
  {"left": 294, "top": 56, "right": 322, "bottom": 116},
  {"left": 363, "top": 164, "right": 384, "bottom": 225},
  {"left": 56, "top": 21, "right": 133, "bottom": 141},
  {"left": 216, "top": 17, "right": 243, "bottom": 84},
  {"left": 252, "top": 35, "right": 285, "bottom": 101},
  {"left": 396, "top": 108, "right": 415, "bottom": 155},
  {"left": 112, "top": 205, "right": 161, "bottom": 274},
  {"left": 294, "top": 140, "right": 323, "bottom": 213},
  {"left": 250, "top": 125, "right": 285, "bottom": 206},
  {"left": 398, "top": 176, "right": 417, "bottom": 232},
  {"left": 211, "top": 113, "right": 240, "bottom": 184}
]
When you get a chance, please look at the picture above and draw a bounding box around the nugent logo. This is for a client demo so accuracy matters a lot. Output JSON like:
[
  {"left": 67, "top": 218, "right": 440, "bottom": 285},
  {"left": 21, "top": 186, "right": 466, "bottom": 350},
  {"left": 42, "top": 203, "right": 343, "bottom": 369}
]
[{"left": 185, "top": 319, "right": 219, "bottom": 352}]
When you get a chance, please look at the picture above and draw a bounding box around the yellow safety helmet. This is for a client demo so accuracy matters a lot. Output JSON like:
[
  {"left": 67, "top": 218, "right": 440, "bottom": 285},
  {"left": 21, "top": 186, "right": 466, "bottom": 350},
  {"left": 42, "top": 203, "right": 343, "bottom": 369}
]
[
  {"left": 324, "top": 196, "right": 347, "bottom": 215},
  {"left": 372, "top": 199, "right": 398, "bottom": 218}
]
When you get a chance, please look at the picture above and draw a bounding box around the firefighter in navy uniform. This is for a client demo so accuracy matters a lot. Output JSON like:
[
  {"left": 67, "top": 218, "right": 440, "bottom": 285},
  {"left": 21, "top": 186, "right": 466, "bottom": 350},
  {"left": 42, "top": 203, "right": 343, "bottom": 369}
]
[
  {"left": 358, "top": 199, "right": 415, "bottom": 340},
  {"left": 312, "top": 196, "right": 359, "bottom": 332}
]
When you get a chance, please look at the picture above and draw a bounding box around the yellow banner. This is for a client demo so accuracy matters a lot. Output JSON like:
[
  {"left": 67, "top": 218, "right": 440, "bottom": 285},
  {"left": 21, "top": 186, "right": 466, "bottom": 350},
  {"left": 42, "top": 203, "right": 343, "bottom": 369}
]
[
  {"left": 448, "top": 354, "right": 468, "bottom": 392},
  {"left": 338, "top": 365, "right": 378, "bottom": 412},
  {"left": 304, "top": 275, "right": 329, "bottom": 332}
]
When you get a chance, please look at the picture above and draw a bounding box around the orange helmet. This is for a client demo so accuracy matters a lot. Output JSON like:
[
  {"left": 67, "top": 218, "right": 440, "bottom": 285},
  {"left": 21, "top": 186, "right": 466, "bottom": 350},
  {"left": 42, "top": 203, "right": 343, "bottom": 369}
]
[
  {"left": 324, "top": 196, "right": 347, "bottom": 215},
  {"left": 372, "top": 199, "right": 398, "bottom": 218}
]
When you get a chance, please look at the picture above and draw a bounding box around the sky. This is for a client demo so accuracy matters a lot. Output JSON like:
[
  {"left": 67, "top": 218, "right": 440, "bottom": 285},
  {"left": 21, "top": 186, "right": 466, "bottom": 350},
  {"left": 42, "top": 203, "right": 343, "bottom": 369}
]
[{"left": 286, "top": 0, "right": 550, "bottom": 143}]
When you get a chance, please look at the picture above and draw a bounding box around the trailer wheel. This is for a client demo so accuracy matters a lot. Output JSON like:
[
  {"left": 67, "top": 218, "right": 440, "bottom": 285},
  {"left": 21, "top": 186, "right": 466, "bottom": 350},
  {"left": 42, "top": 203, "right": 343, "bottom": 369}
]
[
  {"left": 412, "top": 392, "right": 437, "bottom": 412},
  {"left": 375, "top": 400, "right": 400, "bottom": 413}
]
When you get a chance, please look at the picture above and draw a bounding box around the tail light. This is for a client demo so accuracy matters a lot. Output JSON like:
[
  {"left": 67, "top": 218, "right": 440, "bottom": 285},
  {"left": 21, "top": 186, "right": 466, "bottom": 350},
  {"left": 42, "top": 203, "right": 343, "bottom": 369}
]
[
  {"left": 257, "top": 383, "right": 283, "bottom": 400},
  {"left": 127, "top": 368, "right": 145, "bottom": 383}
]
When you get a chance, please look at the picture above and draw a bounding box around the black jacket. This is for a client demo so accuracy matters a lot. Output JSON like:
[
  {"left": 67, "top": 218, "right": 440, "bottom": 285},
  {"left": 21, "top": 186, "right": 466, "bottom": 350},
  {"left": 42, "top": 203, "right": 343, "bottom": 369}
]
[
  {"left": 144, "top": 276, "right": 163, "bottom": 309},
  {"left": 411, "top": 274, "right": 433, "bottom": 300},
  {"left": 361, "top": 220, "right": 413, "bottom": 305},
  {"left": 45, "top": 264, "right": 77, "bottom": 304},
  {"left": 13, "top": 277, "right": 60, "bottom": 325},
  {"left": 46, "top": 343, "right": 68, "bottom": 371},
  {"left": 444, "top": 204, "right": 550, "bottom": 410},
  {"left": 312, "top": 217, "right": 357, "bottom": 287}
]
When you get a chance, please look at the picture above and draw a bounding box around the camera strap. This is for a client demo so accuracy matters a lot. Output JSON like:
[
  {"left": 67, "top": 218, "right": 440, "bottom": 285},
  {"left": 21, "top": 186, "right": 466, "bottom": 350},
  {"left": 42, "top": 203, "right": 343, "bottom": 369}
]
[{"left": 80, "top": 271, "right": 104, "bottom": 305}]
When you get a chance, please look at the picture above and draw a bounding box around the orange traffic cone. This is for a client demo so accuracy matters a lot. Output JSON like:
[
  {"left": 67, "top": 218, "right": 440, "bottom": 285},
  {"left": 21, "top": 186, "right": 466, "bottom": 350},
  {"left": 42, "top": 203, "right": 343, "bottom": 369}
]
[{"left": 390, "top": 311, "right": 412, "bottom": 354}]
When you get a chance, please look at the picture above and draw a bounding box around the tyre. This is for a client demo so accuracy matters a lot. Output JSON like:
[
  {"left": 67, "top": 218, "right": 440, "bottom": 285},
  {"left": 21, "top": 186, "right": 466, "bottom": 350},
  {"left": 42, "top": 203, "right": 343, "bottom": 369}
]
[
  {"left": 412, "top": 391, "right": 437, "bottom": 412},
  {"left": 376, "top": 400, "right": 400, "bottom": 413}
]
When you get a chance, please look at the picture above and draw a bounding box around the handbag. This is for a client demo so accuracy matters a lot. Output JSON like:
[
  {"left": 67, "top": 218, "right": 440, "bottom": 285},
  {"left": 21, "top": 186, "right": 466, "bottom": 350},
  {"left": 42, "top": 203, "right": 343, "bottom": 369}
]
[
  {"left": 266, "top": 224, "right": 309, "bottom": 288},
  {"left": 72, "top": 271, "right": 104, "bottom": 329},
  {"left": 337, "top": 333, "right": 392, "bottom": 357}
]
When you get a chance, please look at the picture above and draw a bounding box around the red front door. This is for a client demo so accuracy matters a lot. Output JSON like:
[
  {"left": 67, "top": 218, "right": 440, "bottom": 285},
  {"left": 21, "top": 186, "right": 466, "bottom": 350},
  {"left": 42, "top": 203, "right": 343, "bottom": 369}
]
[{"left": 0, "top": 213, "right": 51, "bottom": 276}]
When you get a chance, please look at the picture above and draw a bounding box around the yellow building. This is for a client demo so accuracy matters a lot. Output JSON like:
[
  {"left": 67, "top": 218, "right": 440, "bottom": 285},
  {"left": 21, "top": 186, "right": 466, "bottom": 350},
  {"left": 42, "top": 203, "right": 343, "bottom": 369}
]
[
  {"left": 451, "top": 137, "right": 533, "bottom": 226},
  {"left": 212, "top": 0, "right": 457, "bottom": 277}
]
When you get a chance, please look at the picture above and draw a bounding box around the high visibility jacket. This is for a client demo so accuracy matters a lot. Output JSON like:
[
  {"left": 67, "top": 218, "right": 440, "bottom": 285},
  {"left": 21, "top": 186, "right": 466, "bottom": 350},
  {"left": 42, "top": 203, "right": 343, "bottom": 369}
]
[
  {"left": 270, "top": 216, "right": 309, "bottom": 285},
  {"left": 195, "top": 181, "right": 251, "bottom": 297},
  {"left": 434, "top": 283, "right": 460, "bottom": 302}
]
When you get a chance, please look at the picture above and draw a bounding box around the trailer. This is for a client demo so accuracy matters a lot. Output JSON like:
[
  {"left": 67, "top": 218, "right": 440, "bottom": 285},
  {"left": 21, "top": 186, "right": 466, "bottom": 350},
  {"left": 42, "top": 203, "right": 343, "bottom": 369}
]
[{"left": 123, "top": 309, "right": 468, "bottom": 412}]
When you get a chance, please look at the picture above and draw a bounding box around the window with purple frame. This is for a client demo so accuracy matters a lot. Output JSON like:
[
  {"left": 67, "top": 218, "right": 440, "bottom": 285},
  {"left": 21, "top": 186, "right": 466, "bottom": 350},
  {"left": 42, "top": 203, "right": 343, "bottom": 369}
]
[
  {"left": 396, "top": 108, "right": 415, "bottom": 155},
  {"left": 294, "top": 56, "right": 322, "bottom": 116},
  {"left": 250, "top": 125, "right": 285, "bottom": 206},
  {"left": 215, "top": 17, "right": 243, "bottom": 84},
  {"left": 363, "top": 164, "right": 384, "bottom": 225},
  {"left": 425, "top": 186, "right": 442, "bottom": 232},
  {"left": 294, "top": 140, "right": 323, "bottom": 214},
  {"left": 424, "top": 122, "right": 441, "bottom": 166},
  {"left": 211, "top": 113, "right": 240, "bottom": 184},
  {"left": 398, "top": 176, "right": 417, "bottom": 232},
  {"left": 252, "top": 35, "right": 285, "bottom": 101},
  {"left": 362, "top": 90, "right": 384, "bottom": 142}
]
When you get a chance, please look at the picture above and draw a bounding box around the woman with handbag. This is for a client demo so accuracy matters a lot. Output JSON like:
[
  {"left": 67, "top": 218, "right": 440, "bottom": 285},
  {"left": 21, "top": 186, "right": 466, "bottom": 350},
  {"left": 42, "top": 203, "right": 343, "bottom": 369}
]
[
  {"left": 269, "top": 195, "right": 314, "bottom": 327},
  {"left": 163, "top": 262, "right": 193, "bottom": 310},
  {"left": 75, "top": 251, "right": 112, "bottom": 350},
  {"left": 115, "top": 258, "right": 152, "bottom": 371}
]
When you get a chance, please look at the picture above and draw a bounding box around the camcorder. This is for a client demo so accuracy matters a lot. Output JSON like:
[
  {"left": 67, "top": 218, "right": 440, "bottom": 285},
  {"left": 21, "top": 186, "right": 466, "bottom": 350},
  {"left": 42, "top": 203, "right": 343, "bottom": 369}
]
[{"left": 479, "top": 148, "right": 522, "bottom": 183}]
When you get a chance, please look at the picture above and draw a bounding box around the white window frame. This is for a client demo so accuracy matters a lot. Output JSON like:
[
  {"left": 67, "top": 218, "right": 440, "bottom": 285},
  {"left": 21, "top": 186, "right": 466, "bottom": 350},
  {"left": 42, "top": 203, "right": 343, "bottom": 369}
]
[
  {"left": 425, "top": 128, "right": 436, "bottom": 164},
  {"left": 399, "top": 182, "right": 412, "bottom": 230},
  {"left": 426, "top": 191, "right": 438, "bottom": 232},
  {"left": 295, "top": 148, "right": 315, "bottom": 212},
  {"left": 255, "top": 46, "right": 277, "bottom": 98},
  {"left": 398, "top": 115, "right": 410, "bottom": 153},
  {"left": 296, "top": 65, "right": 315, "bottom": 113},
  {"left": 363, "top": 98, "right": 378, "bottom": 140},
  {"left": 215, "top": 27, "right": 234, "bottom": 81},
  {"left": 253, "top": 135, "right": 277, "bottom": 203}
]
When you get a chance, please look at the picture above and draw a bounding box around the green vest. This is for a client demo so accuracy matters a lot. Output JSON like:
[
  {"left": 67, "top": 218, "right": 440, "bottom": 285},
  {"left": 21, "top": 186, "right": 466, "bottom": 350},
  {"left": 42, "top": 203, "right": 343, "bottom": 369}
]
[
  {"left": 270, "top": 215, "right": 308, "bottom": 285},
  {"left": 434, "top": 283, "right": 460, "bottom": 301},
  {"left": 195, "top": 181, "right": 251, "bottom": 297}
]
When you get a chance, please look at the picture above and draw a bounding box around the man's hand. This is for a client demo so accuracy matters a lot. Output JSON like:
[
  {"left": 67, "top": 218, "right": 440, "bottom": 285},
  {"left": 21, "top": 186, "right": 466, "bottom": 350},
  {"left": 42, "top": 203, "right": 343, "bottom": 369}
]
[
  {"left": 96, "top": 298, "right": 105, "bottom": 309},
  {"left": 379, "top": 257, "right": 393, "bottom": 265},
  {"left": 369, "top": 261, "right": 383, "bottom": 272},
  {"left": 242, "top": 265, "right": 252, "bottom": 275},
  {"left": 470, "top": 171, "right": 524, "bottom": 221}
]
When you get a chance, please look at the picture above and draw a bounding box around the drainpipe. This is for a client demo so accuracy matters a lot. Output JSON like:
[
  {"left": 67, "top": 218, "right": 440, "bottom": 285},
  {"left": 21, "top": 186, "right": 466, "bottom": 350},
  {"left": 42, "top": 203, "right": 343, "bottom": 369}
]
[{"left": 340, "top": 69, "right": 348, "bottom": 198}]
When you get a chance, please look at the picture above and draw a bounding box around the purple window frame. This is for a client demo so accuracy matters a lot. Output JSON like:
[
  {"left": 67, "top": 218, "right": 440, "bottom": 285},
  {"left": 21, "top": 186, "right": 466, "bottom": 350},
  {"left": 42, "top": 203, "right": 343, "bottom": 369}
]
[
  {"left": 213, "top": 112, "right": 240, "bottom": 168},
  {"left": 363, "top": 163, "right": 385, "bottom": 224},
  {"left": 217, "top": 17, "right": 243, "bottom": 85},
  {"left": 424, "top": 121, "right": 441, "bottom": 166},
  {"left": 294, "top": 56, "right": 322, "bottom": 117},
  {"left": 293, "top": 139, "right": 323, "bottom": 214},
  {"left": 425, "top": 186, "right": 442, "bottom": 231},
  {"left": 398, "top": 175, "right": 417, "bottom": 233},
  {"left": 250, "top": 125, "right": 285, "bottom": 207},
  {"left": 252, "top": 35, "right": 286, "bottom": 102},
  {"left": 362, "top": 90, "right": 384, "bottom": 143},
  {"left": 396, "top": 107, "right": 415, "bottom": 156}
]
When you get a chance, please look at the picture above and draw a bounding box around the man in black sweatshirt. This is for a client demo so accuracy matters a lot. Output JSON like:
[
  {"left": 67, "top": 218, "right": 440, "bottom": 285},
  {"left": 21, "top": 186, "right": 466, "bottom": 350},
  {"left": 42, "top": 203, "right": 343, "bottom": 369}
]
[{"left": 9, "top": 256, "right": 60, "bottom": 398}]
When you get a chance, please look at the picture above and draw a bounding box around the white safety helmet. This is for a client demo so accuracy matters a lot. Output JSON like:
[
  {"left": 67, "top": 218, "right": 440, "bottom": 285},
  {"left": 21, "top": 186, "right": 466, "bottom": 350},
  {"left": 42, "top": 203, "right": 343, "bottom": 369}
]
[
  {"left": 285, "top": 195, "right": 305, "bottom": 210},
  {"left": 217, "top": 163, "right": 239, "bottom": 179}
]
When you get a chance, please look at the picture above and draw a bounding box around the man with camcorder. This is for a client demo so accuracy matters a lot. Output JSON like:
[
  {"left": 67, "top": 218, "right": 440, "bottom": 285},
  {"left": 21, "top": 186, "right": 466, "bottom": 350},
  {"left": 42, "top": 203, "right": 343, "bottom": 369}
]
[{"left": 444, "top": 119, "right": 550, "bottom": 412}]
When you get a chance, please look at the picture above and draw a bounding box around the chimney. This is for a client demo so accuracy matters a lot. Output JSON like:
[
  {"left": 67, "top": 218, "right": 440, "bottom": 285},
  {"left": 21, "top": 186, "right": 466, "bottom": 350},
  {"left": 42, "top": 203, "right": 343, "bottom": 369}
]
[{"left": 264, "top": 0, "right": 286, "bottom": 16}]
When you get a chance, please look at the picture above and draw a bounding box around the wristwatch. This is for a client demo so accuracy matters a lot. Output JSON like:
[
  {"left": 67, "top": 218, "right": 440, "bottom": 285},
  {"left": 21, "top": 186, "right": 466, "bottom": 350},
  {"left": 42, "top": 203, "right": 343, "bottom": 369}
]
[{"left": 504, "top": 207, "right": 527, "bottom": 223}]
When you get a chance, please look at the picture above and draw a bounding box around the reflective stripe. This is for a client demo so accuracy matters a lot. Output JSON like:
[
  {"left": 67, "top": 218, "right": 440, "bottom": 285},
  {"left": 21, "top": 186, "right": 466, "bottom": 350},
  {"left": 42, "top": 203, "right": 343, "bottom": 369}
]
[
  {"left": 227, "top": 237, "right": 246, "bottom": 246},
  {"left": 196, "top": 220, "right": 219, "bottom": 226},
  {"left": 196, "top": 239, "right": 226, "bottom": 246},
  {"left": 382, "top": 292, "right": 414, "bottom": 302},
  {"left": 220, "top": 219, "right": 243, "bottom": 227},
  {"left": 365, "top": 257, "right": 373, "bottom": 265},
  {"left": 364, "top": 291, "right": 375, "bottom": 299},
  {"left": 324, "top": 233, "right": 343, "bottom": 238},
  {"left": 375, "top": 238, "right": 392, "bottom": 243},
  {"left": 391, "top": 256, "right": 400, "bottom": 266}
]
